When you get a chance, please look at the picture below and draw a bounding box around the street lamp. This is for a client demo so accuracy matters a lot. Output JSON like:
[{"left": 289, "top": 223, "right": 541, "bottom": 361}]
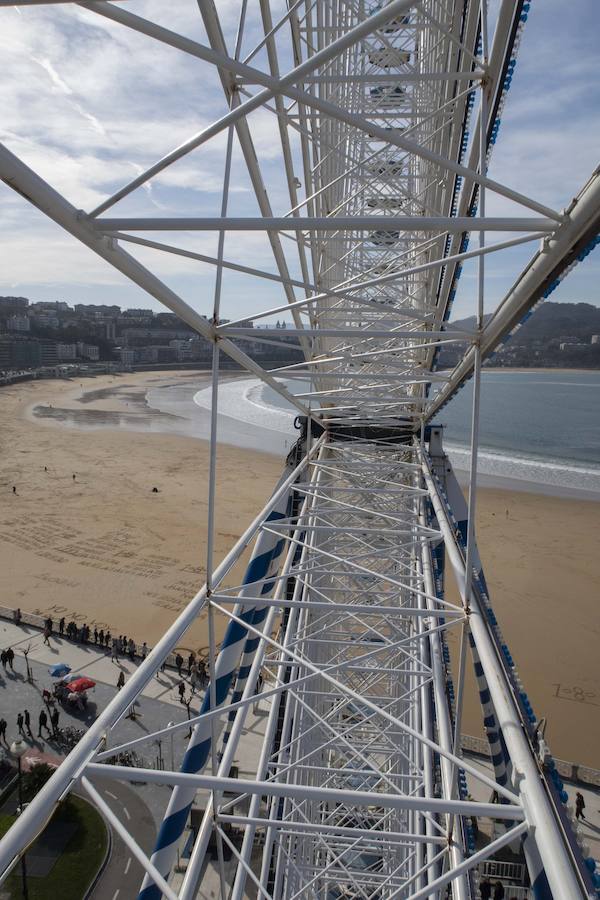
[
  {"left": 167, "top": 722, "right": 174, "bottom": 771},
  {"left": 10, "top": 739, "right": 29, "bottom": 900},
  {"left": 22, "top": 646, "right": 32, "bottom": 684}
]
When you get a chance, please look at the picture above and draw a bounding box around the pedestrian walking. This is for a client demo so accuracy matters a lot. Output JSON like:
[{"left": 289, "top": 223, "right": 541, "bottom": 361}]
[
  {"left": 111, "top": 638, "right": 119, "bottom": 662},
  {"left": 128, "top": 639, "right": 135, "bottom": 662},
  {"left": 6, "top": 647, "right": 14, "bottom": 670},
  {"left": 117, "top": 671, "right": 125, "bottom": 691},
  {"left": 576, "top": 791, "right": 586, "bottom": 820},
  {"left": 0, "top": 650, "right": 7, "bottom": 671},
  {"left": 141, "top": 642, "right": 148, "bottom": 661},
  {"left": 175, "top": 653, "right": 184, "bottom": 678},
  {"left": 24, "top": 710, "right": 32, "bottom": 738},
  {"left": 493, "top": 881, "right": 505, "bottom": 900},
  {"left": 12, "top": 486, "right": 16, "bottom": 494},
  {"left": 178, "top": 680, "right": 186, "bottom": 703},
  {"left": 72, "top": 473, "right": 76, "bottom": 481},
  {"left": 38, "top": 709, "right": 50, "bottom": 738},
  {"left": 198, "top": 659, "right": 206, "bottom": 686},
  {"left": 253, "top": 671, "right": 264, "bottom": 712},
  {"left": 0, "top": 719, "right": 7, "bottom": 745},
  {"left": 190, "top": 667, "right": 198, "bottom": 695},
  {"left": 98, "top": 628, "right": 104, "bottom": 647},
  {"left": 59, "top": 617, "right": 65, "bottom": 636},
  {"left": 105, "top": 630, "right": 111, "bottom": 648},
  {"left": 479, "top": 878, "right": 492, "bottom": 900},
  {"left": 93, "top": 627, "right": 98, "bottom": 645},
  {"left": 51, "top": 708, "right": 59, "bottom": 737},
  {"left": 13, "top": 608, "right": 22, "bottom": 627},
  {"left": 187, "top": 651, "right": 196, "bottom": 676},
  {"left": 43, "top": 626, "right": 51, "bottom": 646},
  {"left": 17, "top": 713, "right": 24, "bottom": 736}
]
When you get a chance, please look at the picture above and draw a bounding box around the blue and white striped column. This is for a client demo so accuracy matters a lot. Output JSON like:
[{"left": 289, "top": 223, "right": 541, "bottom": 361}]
[
  {"left": 218, "top": 553, "right": 280, "bottom": 760},
  {"left": 138, "top": 487, "right": 292, "bottom": 900},
  {"left": 444, "top": 464, "right": 488, "bottom": 595},
  {"left": 219, "top": 516, "right": 306, "bottom": 761},
  {"left": 468, "top": 633, "right": 511, "bottom": 791}
]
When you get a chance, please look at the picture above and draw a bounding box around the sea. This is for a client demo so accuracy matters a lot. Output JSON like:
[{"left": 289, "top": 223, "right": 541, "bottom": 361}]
[{"left": 191, "top": 369, "right": 600, "bottom": 496}]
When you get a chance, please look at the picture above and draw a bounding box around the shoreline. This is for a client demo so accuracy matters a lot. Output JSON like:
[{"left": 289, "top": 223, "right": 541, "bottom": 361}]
[
  {"left": 1, "top": 371, "right": 598, "bottom": 765},
  {"left": 24, "top": 368, "right": 600, "bottom": 501}
]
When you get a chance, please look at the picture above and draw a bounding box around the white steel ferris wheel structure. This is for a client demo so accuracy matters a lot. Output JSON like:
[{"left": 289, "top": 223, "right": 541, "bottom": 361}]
[{"left": 1, "top": 1, "right": 599, "bottom": 899}]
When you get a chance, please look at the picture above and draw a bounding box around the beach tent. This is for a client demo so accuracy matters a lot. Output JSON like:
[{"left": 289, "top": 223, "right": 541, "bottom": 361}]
[
  {"left": 67, "top": 677, "right": 96, "bottom": 693},
  {"left": 48, "top": 663, "right": 71, "bottom": 678}
]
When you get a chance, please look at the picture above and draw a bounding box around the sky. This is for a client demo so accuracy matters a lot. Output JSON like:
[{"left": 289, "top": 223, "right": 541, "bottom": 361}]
[{"left": 0, "top": 0, "right": 599, "bottom": 323}]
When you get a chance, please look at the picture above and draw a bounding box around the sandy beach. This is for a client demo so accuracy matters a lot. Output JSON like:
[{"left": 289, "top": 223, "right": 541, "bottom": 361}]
[
  {"left": 1, "top": 371, "right": 283, "bottom": 656},
  {"left": 0, "top": 370, "right": 598, "bottom": 766}
]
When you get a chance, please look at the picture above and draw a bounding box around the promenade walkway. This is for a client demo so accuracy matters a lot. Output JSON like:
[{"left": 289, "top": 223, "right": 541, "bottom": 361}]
[
  {"left": 0, "top": 617, "right": 186, "bottom": 710},
  {"left": 0, "top": 615, "right": 597, "bottom": 899}
]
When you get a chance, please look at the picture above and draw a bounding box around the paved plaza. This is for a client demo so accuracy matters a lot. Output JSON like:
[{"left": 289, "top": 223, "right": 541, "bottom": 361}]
[{"left": 0, "top": 616, "right": 597, "bottom": 899}]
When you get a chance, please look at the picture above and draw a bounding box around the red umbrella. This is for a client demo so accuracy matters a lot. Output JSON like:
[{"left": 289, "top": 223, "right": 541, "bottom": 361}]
[{"left": 67, "top": 677, "right": 96, "bottom": 693}]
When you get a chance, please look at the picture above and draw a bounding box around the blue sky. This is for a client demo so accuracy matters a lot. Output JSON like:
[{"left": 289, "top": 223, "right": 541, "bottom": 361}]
[{"left": 0, "top": 0, "right": 598, "bottom": 322}]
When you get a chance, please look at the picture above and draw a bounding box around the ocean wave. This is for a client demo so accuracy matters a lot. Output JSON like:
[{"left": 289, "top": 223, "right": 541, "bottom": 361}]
[
  {"left": 444, "top": 442, "right": 600, "bottom": 493},
  {"left": 193, "top": 378, "right": 600, "bottom": 494},
  {"left": 193, "top": 378, "right": 295, "bottom": 435},
  {"left": 445, "top": 442, "right": 600, "bottom": 477}
]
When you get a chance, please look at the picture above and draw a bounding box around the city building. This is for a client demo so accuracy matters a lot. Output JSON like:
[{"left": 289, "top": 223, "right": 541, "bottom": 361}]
[
  {"left": 31, "top": 313, "right": 59, "bottom": 328},
  {"left": 57, "top": 343, "right": 78, "bottom": 360},
  {"left": 7, "top": 315, "right": 30, "bottom": 332},
  {"left": 39, "top": 340, "right": 59, "bottom": 366},
  {"left": 76, "top": 342, "right": 100, "bottom": 361},
  {"left": 74, "top": 303, "right": 121, "bottom": 317},
  {"left": 0, "top": 296, "right": 29, "bottom": 312},
  {"left": 119, "top": 348, "right": 136, "bottom": 366},
  {"left": 0, "top": 337, "right": 41, "bottom": 369}
]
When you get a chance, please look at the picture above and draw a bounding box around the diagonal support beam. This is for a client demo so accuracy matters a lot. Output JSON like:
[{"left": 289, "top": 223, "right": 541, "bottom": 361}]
[
  {"left": 0, "top": 141, "right": 311, "bottom": 418},
  {"left": 82, "top": 0, "right": 564, "bottom": 221},
  {"left": 426, "top": 169, "right": 600, "bottom": 420}
]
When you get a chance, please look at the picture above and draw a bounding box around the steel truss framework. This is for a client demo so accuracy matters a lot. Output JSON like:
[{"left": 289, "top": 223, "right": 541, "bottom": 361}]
[{"left": 1, "top": 1, "right": 599, "bottom": 899}]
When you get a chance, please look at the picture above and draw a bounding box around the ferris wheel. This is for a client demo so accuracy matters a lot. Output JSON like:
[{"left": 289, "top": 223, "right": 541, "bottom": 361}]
[{"left": 0, "top": 1, "right": 599, "bottom": 899}]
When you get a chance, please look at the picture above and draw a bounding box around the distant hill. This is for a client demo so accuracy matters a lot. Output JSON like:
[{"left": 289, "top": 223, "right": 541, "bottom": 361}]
[{"left": 439, "top": 302, "right": 600, "bottom": 369}]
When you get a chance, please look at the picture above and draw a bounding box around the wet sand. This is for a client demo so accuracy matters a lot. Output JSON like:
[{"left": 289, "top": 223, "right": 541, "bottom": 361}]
[{"left": 1, "top": 370, "right": 599, "bottom": 766}]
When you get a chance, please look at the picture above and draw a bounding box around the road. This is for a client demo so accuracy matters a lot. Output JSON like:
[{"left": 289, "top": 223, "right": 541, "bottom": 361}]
[{"left": 88, "top": 779, "right": 156, "bottom": 900}]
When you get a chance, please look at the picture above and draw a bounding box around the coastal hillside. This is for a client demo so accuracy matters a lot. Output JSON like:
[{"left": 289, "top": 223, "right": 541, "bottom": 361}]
[
  {"left": 1, "top": 295, "right": 598, "bottom": 370},
  {"left": 438, "top": 301, "right": 600, "bottom": 369}
]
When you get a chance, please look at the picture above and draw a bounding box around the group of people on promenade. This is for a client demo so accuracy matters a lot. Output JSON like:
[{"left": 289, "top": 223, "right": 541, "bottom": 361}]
[
  {"left": 171, "top": 652, "right": 207, "bottom": 706},
  {"left": 114, "top": 650, "right": 208, "bottom": 706},
  {"left": 0, "top": 648, "right": 16, "bottom": 672},
  {"left": 12, "top": 609, "right": 208, "bottom": 680},
  {"left": 31, "top": 612, "right": 149, "bottom": 664},
  {"left": 0, "top": 705, "right": 60, "bottom": 747},
  {"left": 111, "top": 635, "right": 147, "bottom": 663}
]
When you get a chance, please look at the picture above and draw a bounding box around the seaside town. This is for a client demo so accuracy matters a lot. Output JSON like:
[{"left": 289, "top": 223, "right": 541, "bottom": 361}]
[
  {"left": 1, "top": 295, "right": 599, "bottom": 383},
  {"left": 0, "top": 294, "right": 302, "bottom": 377}
]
